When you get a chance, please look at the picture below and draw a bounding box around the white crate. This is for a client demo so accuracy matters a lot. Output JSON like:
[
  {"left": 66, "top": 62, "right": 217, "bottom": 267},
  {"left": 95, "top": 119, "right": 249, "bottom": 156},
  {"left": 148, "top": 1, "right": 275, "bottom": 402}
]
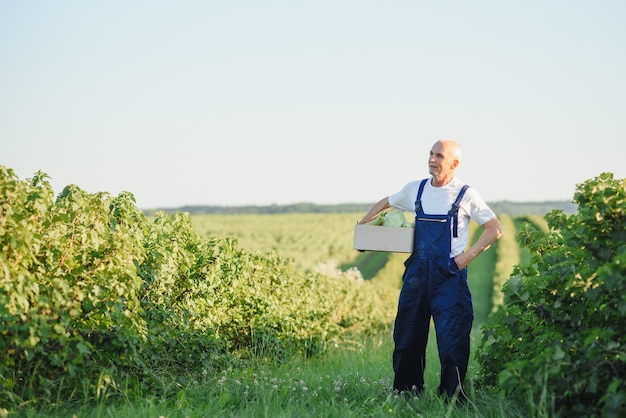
[{"left": 353, "top": 224, "right": 414, "bottom": 253}]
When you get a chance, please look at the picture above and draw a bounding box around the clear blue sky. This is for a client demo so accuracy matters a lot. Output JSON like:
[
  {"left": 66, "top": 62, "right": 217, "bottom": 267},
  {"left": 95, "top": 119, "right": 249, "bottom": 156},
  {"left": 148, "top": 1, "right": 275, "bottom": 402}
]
[{"left": 2, "top": 1, "right": 625, "bottom": 209}]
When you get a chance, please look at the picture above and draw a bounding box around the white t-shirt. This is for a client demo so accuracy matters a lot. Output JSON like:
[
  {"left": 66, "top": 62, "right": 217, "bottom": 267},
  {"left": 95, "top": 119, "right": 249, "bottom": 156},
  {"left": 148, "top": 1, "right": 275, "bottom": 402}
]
[{"left": 388, "top": 177, "right": 496, "bottom": 257}]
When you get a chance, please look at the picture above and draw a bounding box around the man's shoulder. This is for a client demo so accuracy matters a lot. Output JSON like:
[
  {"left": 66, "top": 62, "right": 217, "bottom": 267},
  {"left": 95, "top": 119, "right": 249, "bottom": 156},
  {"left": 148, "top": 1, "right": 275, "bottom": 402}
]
[
  {"left": 450, "top": 177, "right": 468, "bottom": 188},
  {"left": 402, "top": 178, "right": 429, "bottom": 191},
  {"left": 450, "top": 178, "right": 487, "bottom": 204}
]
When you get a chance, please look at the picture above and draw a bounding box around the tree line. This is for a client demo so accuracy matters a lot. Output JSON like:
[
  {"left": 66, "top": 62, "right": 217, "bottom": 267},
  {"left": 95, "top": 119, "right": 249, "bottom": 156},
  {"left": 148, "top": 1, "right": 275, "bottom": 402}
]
[{"left": 146, "top": 200, "right": 577, "bottom": 216}]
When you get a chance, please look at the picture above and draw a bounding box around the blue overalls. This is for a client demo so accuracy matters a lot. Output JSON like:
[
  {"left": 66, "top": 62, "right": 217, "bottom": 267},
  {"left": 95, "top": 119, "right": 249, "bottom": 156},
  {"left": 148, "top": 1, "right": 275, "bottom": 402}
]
[{"left": 392, "top": 179, "right": 473, "bottom": 398}]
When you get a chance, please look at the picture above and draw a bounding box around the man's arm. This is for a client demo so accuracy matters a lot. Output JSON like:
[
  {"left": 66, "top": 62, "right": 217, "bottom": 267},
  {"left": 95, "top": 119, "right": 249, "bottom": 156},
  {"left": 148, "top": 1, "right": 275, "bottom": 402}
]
[
  {"left": 358, "top": 197, "right": 391, "bottom": 224},
  {"left": 455, "top": 216, "right": 503, "bottom": 269}
]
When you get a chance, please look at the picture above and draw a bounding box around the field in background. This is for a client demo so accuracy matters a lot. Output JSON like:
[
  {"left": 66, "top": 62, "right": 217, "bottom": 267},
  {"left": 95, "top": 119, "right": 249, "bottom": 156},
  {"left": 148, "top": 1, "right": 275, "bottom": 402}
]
[
  {"left": 190, "top": 211, "right": 549, "bottom": 322},
  {"left": 191, "top": 213, "right": 363, "bottom": 272}
]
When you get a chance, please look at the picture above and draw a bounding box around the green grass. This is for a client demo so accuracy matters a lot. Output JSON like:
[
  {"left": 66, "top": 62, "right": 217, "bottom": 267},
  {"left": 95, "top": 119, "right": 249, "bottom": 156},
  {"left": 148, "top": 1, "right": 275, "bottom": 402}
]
[{"left": 23, "top": 330, "right": 525, "bottom": 418}]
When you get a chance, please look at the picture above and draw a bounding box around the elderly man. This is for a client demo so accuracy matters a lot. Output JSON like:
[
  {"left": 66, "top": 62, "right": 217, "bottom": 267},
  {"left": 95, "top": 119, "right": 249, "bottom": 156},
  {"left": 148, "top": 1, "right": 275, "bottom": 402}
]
[{"left": 359, "top": 139, "right": 502, "bottom": 402}]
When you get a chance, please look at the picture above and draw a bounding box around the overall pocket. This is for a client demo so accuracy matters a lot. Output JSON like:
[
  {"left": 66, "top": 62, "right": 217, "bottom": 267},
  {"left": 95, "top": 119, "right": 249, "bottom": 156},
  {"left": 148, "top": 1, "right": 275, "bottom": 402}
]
[{"left": 402, "top": 256, "right": 428, "bottom": 287}]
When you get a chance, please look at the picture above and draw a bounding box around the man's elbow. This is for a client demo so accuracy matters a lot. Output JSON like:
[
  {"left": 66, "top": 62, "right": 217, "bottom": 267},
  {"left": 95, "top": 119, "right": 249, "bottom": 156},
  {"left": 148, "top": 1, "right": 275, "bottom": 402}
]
[
  {"left": 494, "top": 225, "right": 503, "bottom": 241},
  {"left": 487, "top": 217, "right": 503, "bottom": 241}
]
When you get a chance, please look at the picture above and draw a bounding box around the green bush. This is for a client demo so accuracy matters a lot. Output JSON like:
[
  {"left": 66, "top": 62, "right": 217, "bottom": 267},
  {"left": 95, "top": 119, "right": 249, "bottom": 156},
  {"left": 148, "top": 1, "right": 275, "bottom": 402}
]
[
  {"left": 0, "top": 167, "right": 392, "bottom": 410},
  {"left": 476, "top": 172, "right": 626, "bottom": 417},
  {"left": 0, "top": 168, "right": 148, "bottom": 406}
]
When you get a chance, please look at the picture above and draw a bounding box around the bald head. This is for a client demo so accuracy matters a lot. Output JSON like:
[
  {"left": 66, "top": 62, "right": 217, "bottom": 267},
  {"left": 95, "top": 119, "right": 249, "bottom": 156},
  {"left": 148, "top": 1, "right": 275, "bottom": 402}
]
[
  {"left": 436, "top": 139, "right": 462, "bottom": 163},
  {"left": 428, "top": 139, "right": 462, "bottom": 186}
]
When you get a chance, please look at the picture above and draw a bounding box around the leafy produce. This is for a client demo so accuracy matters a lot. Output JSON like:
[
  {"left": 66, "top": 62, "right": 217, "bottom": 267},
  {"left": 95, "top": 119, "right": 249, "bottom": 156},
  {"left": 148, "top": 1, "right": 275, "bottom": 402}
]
[{"left": 366, "top": 210, "right": 414, "bottom": 228}]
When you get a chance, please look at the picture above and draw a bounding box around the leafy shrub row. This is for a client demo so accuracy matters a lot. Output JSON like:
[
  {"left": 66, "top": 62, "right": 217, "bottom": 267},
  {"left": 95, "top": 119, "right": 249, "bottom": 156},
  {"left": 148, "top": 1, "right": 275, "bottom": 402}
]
[
  {"left": 0, "top": 167, "right": 392, "bottom": 409},
  {"left": 490, "top": 213, "right": 520, "bottom": 312},
  {"left": 477, "top": 173, "right": 626, "bottom": 417}
]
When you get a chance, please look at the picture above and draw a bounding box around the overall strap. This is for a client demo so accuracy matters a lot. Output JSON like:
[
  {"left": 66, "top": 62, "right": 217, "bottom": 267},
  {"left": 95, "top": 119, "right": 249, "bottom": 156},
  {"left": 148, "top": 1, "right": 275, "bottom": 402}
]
[
  {"left": 450, "top": 184, "right": 470, "bottom": 238},
  {"left": 414, "top": 179, "right": 429, "bottom": 214}
]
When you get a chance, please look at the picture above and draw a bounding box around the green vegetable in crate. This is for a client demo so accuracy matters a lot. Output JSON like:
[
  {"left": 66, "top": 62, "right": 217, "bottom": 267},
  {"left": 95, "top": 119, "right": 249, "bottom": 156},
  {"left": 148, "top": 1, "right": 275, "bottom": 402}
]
[
  {"left": 365, "top": 209, "right": 412, "bottom": 227},
  {"left": 383, "top": 209, "right": 407, "bottom": 227},
  {"left": 366, "top": 212, "right": 386, "bottom": 226}
]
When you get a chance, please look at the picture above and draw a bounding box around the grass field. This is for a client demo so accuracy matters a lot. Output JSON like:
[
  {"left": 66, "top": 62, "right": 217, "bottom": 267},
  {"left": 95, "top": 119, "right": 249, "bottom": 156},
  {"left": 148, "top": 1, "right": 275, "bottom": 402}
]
[{"left": 37, "top": 330, "right": 525, "bottom": 418}]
